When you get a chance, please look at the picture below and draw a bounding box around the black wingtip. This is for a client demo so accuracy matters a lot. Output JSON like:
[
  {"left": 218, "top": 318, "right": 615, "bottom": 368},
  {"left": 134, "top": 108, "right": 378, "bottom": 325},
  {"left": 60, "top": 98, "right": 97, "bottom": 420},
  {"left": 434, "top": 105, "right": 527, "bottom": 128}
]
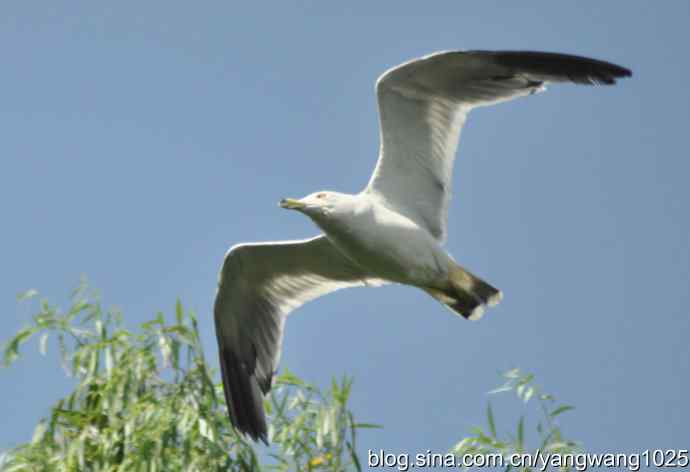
[
  {"left": 481, "top": 50, "right": 632, "bottom": 86},
  {"left": 218, "top": 346, "right": 270, "bottom": 444}
]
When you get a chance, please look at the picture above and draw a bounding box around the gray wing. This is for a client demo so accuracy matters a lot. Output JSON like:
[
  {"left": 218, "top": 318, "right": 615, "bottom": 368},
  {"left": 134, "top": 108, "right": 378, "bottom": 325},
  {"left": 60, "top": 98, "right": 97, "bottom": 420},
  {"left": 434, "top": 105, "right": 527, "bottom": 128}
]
[
  {"left": 213, "top": 235, "right": 379, "bottom": 443},
  {"left": 366, "top": 50, "right": 631, "bottom": 241}
]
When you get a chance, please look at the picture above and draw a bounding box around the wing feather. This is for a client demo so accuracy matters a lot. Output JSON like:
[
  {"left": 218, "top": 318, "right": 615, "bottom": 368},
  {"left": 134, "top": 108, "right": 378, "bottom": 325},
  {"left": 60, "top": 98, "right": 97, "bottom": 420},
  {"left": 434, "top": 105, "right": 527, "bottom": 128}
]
[
  {"left": 213, "top": 235, "right": 377, "bottom": 442},
  {"left": 367, "top": 50, "right": 631, "bottom": 241}
]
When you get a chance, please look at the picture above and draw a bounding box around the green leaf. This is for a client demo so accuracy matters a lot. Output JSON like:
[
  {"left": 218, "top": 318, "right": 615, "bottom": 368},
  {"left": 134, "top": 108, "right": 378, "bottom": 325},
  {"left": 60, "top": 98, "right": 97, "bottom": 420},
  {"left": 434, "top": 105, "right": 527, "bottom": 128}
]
[
  {"left": 474, "top": 430, "right": 494, "bottom": 446},
  {"left": 523, "top": 386, "right": 535, "bottom": 403},
  {"left": 451, "top": 437, "right": 474, "bottom": 455},
  {"left": 488, "top": 384, "right": 513, "bottom": 395},
  {"left": 3, "top": 327, "right": 35, "bottom": 366},
  {"left": 16, "top": 289, "right": 38, "bottom": 302},
  {"left": 198, "top": 418, "right": 214, "bottom": 442},
  {"left": 31, "top": 420, "right": 48, "bottom": 444},
  {"left": 550, "top": 405, "right": 575, "bottom": 418},
  {"left": 175, "top": 299, "right": 184, "bottom": 325},
  {"left": 347, "top": 440, "right": 362, "bottom": 472},
  {"left": 353, "top": 423, "right": 382, "bottom": 429},
  {"left": 277, "top": 369, "right": 305, "bottom": 386},
  {"left": 39, "top": 333, "right": 49, "bottom": 356},
  {"left": 487, "top": 402, "right": 497, "bottom": 437},
  {"left": 516, "top": 373, "right": 534, "bottom": 387},
  {"left": 517, "top": 416, "right": 524, "bottom": 451}
]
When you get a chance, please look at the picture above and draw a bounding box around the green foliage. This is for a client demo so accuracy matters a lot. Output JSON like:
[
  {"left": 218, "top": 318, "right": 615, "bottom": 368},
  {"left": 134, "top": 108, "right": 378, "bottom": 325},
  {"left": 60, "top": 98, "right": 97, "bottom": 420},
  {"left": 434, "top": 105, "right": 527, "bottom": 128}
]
[
  {"left": 1, "top": 284, "right": 367, "bottom": 471},
  {"left": 267, "top": 371, "right": 380, "bottom": 471},
  {"left": 2, "top": 284, "right": 581, "bottom": 471},
  {"left": 451, "top": 368, "right": 581, "bottom": 471}
]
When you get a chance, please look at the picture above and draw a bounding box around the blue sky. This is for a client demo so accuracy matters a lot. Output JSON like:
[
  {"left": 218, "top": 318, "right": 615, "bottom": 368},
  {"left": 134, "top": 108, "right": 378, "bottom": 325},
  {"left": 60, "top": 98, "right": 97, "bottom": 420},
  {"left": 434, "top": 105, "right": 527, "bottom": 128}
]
[{"left": 1, "top": 0, "right": 688, "bottom": 461}]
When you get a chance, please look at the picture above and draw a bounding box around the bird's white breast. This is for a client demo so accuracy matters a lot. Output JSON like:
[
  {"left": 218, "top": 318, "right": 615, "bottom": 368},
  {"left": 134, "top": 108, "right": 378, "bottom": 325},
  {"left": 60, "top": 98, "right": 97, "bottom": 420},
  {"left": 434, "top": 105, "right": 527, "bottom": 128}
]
[{"left": 315, "top": 196, "right": 451, "bottom": 286}]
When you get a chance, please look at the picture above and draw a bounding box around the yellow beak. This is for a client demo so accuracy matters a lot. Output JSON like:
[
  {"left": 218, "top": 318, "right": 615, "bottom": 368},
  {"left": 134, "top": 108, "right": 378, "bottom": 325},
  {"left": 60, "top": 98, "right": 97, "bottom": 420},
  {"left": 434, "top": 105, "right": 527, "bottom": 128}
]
[{"left": 279, "top": 198, "right": 306, "bottom": 210}]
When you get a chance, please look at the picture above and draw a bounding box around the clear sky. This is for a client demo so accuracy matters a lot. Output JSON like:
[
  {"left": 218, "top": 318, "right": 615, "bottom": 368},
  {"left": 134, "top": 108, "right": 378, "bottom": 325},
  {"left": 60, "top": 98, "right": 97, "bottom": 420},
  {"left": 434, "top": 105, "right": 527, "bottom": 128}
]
[{"left": 1, "top": 0, "right": 688, "bottom": 462}]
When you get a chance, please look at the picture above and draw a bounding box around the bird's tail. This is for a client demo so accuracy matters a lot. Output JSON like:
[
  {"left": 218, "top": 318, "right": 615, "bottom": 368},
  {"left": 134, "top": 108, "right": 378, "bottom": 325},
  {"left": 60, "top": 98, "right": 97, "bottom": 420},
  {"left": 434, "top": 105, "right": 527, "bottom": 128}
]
[{"left": 424, "top": 264, "right": 502, "bottom": 320}]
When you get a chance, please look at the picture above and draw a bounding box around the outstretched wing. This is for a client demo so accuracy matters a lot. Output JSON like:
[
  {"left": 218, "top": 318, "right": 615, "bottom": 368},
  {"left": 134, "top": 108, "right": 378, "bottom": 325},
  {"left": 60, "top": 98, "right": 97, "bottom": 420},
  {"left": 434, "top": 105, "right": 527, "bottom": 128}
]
[
  {"left": 213, "top": 235, "right": 379, "bottom": 443},
  {"left": 367, "top": 50, "right": 631, "bottom": 241}
]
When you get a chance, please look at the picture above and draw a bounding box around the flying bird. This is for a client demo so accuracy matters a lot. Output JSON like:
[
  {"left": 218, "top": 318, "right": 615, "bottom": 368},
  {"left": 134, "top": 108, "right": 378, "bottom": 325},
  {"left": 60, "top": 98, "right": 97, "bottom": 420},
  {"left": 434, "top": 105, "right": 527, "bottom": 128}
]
[{"left": 214, "top": 50, "right": 631, "bottom": 443}]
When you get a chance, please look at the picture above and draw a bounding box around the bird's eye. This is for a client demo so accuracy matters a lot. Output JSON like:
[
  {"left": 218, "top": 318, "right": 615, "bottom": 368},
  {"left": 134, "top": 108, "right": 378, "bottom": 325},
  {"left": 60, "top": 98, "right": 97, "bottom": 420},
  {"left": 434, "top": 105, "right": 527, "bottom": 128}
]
[{"left": 316, "top": 193, "right": 326, "bottom": 199}]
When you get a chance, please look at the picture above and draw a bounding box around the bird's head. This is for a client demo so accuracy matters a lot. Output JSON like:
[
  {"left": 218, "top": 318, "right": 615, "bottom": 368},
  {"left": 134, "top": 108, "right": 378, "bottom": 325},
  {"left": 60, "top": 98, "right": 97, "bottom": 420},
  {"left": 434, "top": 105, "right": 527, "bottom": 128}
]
[{"left": 279, "top": 191, "right": 350, "bottom": 219}]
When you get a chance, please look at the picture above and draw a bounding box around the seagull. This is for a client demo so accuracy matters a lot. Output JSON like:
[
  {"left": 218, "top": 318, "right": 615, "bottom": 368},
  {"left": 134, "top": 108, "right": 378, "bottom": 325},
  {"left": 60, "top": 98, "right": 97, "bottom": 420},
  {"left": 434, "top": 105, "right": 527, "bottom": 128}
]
[{"left": 214, "top": 50, "right": 631, "bottom": 443}]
